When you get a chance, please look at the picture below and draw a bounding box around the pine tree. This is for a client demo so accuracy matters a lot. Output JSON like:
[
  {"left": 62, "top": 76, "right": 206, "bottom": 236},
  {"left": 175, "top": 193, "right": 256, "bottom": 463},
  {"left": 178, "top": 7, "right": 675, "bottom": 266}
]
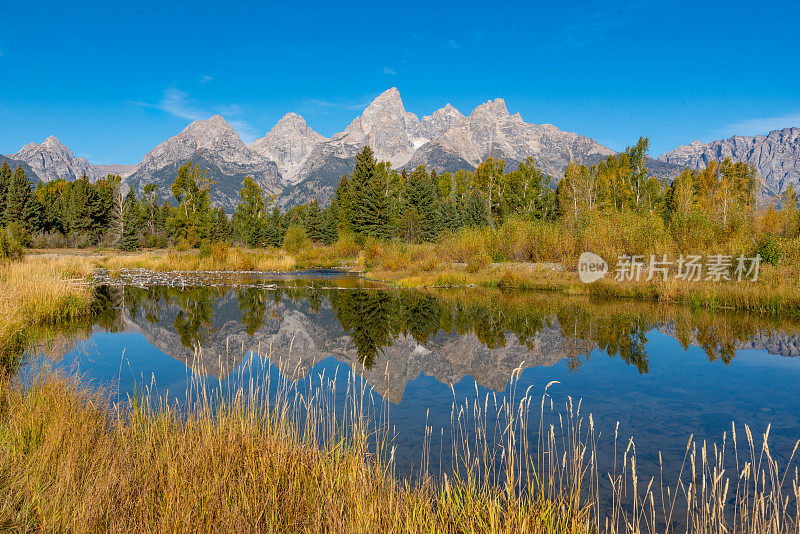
[
  {"left": 349, "top": 146, "right": 376, "bottom": 235},
  {"left": 441, "top": 198, "right": 461, "bottom": 233},
  {"left": 4, "top": 166, "right": 41, "bottom": 233},
  {"left": 119, "top": 189, "right": 140, "bottom": 251},
  {"left": 404, "top": 166, "right": 442, "bottom": 241},
  {"left": 363, "top": 164, "right": 391, "bottom": 239},
  {"left": 464, "top": 189, "right": 489, "bottom": 227},
  {"left": 304, "top": 200, "right": 322, "bottom": 242},
  {"left": 334, "top": 175, "right": 352, "bottom": 235},
  {"left": 0, "top": 161, "right": 12, "bottom": 224}
]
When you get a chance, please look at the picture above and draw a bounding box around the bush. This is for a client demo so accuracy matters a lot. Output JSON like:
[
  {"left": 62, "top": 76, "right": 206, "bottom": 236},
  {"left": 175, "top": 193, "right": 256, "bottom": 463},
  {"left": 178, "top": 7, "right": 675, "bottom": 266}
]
[
  {"left": 283, "top": 225, "right": 311, "bottom": 254},
  {"left": 6, "top": 222, "right": 30, "bottom": 247},
  {"left": 198, "top": 240, "right": 214, "bottom": 258},
  {"left": 332, "top": 234, "right": 361, "bottom": 258},
  {"left": 0, "top": 226, "right": 25, "bottom": 260},
  {"left": 467, "top": 251, "right": 491, "bottom": 273},
  {"left": 32, "top": 231, "right": 68, "bottom": 249},
  {"left": 361, "top": 237, "right": 383, "bottom": 269},
  {"left": 437, "top": 227, "right": 490, "bottom": 264},
  {"left": 756, "top": 233, "right": 784, "bottom": 265}
]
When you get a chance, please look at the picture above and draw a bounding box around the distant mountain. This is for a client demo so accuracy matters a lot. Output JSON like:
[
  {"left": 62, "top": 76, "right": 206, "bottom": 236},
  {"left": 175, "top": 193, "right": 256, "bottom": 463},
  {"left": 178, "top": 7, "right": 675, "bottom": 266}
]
[
  {"left": 658, "top": 127, "right": 800, "bottom": 196},
  {"left": 13, "top": 88, "right": 800, "bottom": 210},
  {"left": 7, "top": 136, "right": 136, "bottom": 182},
  {"left": 407, "top": 98, "right": 615, "bottom": 176},
  {"left": 11, "top": 136, "right": 94, "bottom": 181},
  {"left": 249, "top": 113, "right": 327, "bottom": 185},
  {"left": 282, "top": 88, "right": 618, "bottom": 206},
  {"left": 93, "top": 164, "right": 137, "bottom": 178},
  {"left": 126, "top": 115, "right": 281, "bottom": 210}
]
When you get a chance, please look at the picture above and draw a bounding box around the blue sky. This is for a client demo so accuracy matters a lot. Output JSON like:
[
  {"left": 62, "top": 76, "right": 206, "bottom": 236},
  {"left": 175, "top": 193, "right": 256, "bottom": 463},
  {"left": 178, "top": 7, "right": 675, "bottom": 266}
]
[{"left": 1, "top": 0, "right": 798, "bottom": 164}]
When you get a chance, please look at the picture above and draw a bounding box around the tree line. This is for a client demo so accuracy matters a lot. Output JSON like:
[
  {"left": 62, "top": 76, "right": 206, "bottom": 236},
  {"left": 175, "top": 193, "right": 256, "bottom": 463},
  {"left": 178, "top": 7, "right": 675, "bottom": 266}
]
[{"left": 1, "top": 136, "right": 786, "bottom": 255}]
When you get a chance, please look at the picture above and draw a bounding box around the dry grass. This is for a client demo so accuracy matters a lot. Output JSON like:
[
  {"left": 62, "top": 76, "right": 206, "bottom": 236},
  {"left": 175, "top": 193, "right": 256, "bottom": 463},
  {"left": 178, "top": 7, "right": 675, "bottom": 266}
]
[
  {"left": 0, "top": 256, "right": 95, "bottom": 360},
  {"left": 96, "top": 245, "right": 297, "bottom": 272},
  {"left": 0, "top": 349, "right": 797, "bottom": 532}
]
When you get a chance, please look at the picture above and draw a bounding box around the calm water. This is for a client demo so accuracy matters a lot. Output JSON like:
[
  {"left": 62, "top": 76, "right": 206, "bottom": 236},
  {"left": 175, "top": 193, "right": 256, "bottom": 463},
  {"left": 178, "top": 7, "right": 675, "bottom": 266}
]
[{"left": 22, "top": 272, "right": 800, "bottom": 482}]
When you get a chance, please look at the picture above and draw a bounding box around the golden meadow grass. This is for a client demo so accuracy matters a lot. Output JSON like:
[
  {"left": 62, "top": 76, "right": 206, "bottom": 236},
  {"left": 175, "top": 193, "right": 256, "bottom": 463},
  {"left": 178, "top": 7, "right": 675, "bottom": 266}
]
[
  {"left": 1, "top": 343, "right": 798, "bottom": 533},
  {"left": 0, "top": 255, "right": 95, "bottom": 360}
]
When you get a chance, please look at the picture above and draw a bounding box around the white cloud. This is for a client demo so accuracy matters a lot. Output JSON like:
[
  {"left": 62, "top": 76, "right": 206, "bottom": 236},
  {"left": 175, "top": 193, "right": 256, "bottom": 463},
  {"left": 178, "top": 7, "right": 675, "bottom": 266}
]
[
  {"left": 448, "top": 39, "right": 460, "bottom": 49},
  {"left": 299, "top": 96, "right": 373, "bottom": 115},
  {"left": 383, "top": 67, "right": 396, "bottom": 75},
  {"left": 723, "top": 112, "right": 800, "bottom": 137},
  {"left": 198, "top": 75, "right": 213, "bottom": 84},
  {"left": 128, "top": 86, "right": 257, "bottom": 142},
  {"left": 159, "top": 87, "right": 207, "bottom": 121}
]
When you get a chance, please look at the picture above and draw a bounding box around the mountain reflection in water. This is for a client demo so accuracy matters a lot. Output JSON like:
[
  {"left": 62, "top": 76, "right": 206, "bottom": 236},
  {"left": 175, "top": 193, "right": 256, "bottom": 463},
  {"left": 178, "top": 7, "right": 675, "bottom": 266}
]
[
  {"left": 19, "top": 278, "right": 800, "bottom": 486},
  {"left": 23, "top": 281, "right": 800, "bottom": 404}
]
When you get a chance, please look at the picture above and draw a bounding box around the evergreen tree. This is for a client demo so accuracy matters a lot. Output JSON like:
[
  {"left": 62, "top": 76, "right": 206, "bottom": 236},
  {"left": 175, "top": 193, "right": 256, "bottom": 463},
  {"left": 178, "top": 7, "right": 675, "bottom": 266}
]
[
  {"left": 233, "top": 176, "right": 265, "bottom": 246},
  {"left": 210, "top": 208, "right": 230, "bottom": 242},
  {"left": 66, "top": 173, "right": 101, "bottom": 237},
  {"left": 119, "top": 189, "right": 140, "bottom": 251},
  {"left": 334, "top": 174, "right": 353, "bottom": 235},
  {"left": 441, "top": 198, "right": 461, "bottom": 233},
  {"left": 320, "top": 205, "right": 338, "bottom": 245},
  {"left": 363, "top": 163, "right": 391, "bottom": 239},
  {"left": 0, "top": 161, "right": 12, "bottom": 224},
  {"left": 404, "top": 166, "right": 442, "bottom": 241},
  {"left": 464, "top": 189, "right": 489, "bottom": 227},
  {"left": 348, "top": 146, "right": 377, "bottom": 235},
  {"left": 4, "top": 166, "right": 41, "bottom": 233},
  {"left": 304, "top": 199, "right": 322, "bottom": 242},
  {"left": 264, "top": 206, "right": 284, "bottom": 247}
]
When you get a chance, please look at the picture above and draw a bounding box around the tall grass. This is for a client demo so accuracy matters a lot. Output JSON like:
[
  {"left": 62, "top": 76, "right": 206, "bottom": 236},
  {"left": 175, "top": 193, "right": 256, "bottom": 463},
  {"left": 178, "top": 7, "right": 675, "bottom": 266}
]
[
  {"left": 1, "top": 342, "right": 797, "bottom": 532},
  {"left": 0, "top": 256, "right": 94, "bottom": 362},
  {"left": 97, "top": 244, "right": 297, "bottom": 272}
]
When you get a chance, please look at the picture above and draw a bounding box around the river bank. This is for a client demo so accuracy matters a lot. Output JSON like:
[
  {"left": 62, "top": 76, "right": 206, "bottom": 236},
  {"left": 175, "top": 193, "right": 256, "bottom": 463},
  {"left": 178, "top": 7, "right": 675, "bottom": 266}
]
[{"left": 23, "top": 246, "right": 800, "bottom": 317}]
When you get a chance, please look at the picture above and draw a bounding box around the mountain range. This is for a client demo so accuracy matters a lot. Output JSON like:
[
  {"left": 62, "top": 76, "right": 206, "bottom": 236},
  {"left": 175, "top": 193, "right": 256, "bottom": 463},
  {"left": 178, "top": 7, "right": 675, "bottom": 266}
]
[
  {"left": 3, "top": 88, "right": 799, "bottom": 210},
  {"left": 658, "top": 127, "right": 800, "bottom": 197}
]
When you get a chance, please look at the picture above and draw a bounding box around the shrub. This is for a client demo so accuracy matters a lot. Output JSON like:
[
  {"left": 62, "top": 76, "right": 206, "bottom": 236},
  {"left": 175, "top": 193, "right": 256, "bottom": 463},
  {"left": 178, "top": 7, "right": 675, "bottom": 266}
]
[
  {"left": 332, "top": 234, "right": 361, "bottom": 258},
  {"left": 0, "top": 226, "right": 25, "bottom": 260},
  {"left": 437, "top": 227, "right": 490, "bottom": 264},
  {"left": 361, "top": 237, "right": 383, "bottom": 269},
  {"left": 198, "top": 240, "right": 212, "bottom": 258},
  {"left": 756, "top": 233, "right": 784, "bottom": 265},
  {"left": 283, "top": 225, "right": 311, "bottom": 254},
  {"left": 467, "top": 251, "right": 491, "bottom": 273},
  {"left": 32, "top": 231, "right": 68, "bottom": 249},
  {"left": 6, "top": 222, "right": 30, "bottom": 247}
]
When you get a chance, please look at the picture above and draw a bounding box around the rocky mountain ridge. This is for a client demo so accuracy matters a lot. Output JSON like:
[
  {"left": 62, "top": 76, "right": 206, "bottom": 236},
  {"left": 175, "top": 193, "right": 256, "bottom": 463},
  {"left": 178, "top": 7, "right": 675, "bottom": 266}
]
[
  {"left": 658, "top": 127, "right": 800, "bottom": 196},
  {"left": 8, "top": 136, "right": 136, "bottom": 182},
  {"left": 5, "top": 89, "right": 799, "bottom": 209},
  {"left": 125, "top": 115, "right": 281, "bottom": 209}
]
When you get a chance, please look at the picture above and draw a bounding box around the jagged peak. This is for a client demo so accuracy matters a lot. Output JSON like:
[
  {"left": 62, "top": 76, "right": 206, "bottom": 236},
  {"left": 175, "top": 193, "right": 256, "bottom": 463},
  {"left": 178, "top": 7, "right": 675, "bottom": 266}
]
[
  {"left": 363, "top": 87, "right": 406, "bottom": 114},
  {"left": 14, "top": 135, "right": 73, "bottom": 158},
  {"left": 471, "top": 98, "right": 510, "bottom": 119},
  {"left": 429, "top": 103, "right": 465, "bottom": 119},
  {"left": 180, "top": 115, "right": 238, "bottom": 139},
  {"left": 43, "top": 135, "right": 64, "bottom": 146},
  {"left": 270, "top": 112, "right": 310, "bottom": 134}
]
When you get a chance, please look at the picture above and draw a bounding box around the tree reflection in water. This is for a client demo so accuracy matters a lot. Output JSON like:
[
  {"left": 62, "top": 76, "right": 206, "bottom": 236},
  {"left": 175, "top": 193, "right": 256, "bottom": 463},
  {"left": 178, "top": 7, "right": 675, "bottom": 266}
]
[{"left": 14, "top": 283, "right": 800, "bottom": 375}]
